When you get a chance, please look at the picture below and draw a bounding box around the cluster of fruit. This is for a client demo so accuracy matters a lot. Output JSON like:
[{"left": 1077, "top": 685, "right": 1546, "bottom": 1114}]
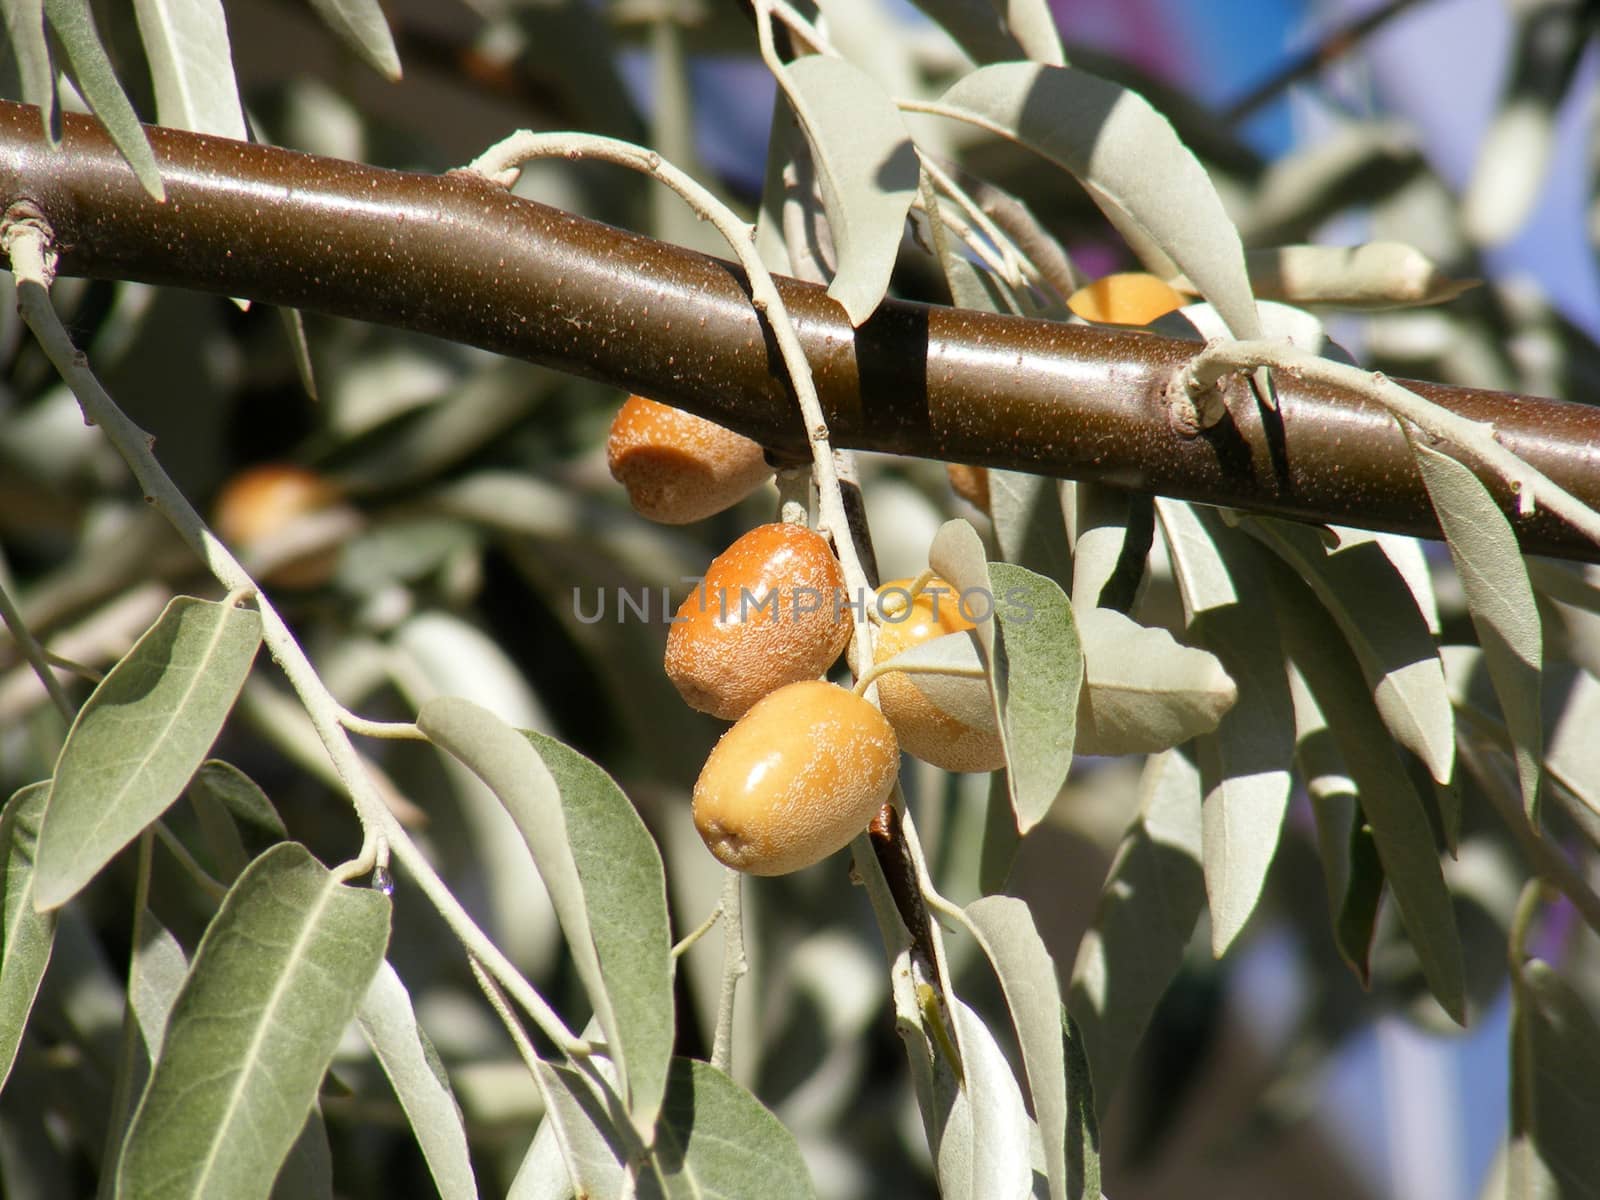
[{"left": 608, "top": 395, "right": 1006, "bottom": 878}]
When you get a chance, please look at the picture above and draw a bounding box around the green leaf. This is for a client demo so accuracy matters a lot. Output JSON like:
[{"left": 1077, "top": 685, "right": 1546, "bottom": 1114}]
[
  {"left": 1073, "top": 606, "right": 1237, "bottom": 756},
  {"left": 305, "top": 0, "right": 400, "bottom": 80},
  {"left": 43, "top": 0, "right": 164, "bottom": 199},
  {"left": 906, "top": 0, "right": 1032, "bottom": 65},
  {"left": 936, "top": 63, "right": 1261, "bottom": 341},
  {"left": 515, "top": 1055, "right": 629, "bottom": 1200},
  {"left": 1062, "top": 1013, "right": 1101, "bottom": 1200},
  {"left": 988, "top": 471, "right": 1074, "bottom": 589},
  {"left": 356, "top": 962, "right": 478, "bottom": 1200},
  {"left": 988, "top": 563, "right": 1082, "bottom": 831},
  {"left": 418, "top": 697, "right": 673, "bottom": 1137},
  {"left": 960, "top": 896, "right": 1069, "bottom": 1200},
  {"left": 635, "top": 1059, "right": 816, "bottom": 1198},
  {"left": 189, "top": 759, "right": 288, "bottom": 873},
  {"left": 0, "top": 782, "right": 55, "bottom": 1094},
  {"left": 129, "top": 903, "right": 187, "bottom": 1060},
  {"left": 1248, "top": 517, "right": 1455, "bottom": 785},
  {"left": 1, "top": 0, "right": 55, "bottom": 139},
  {"left": 116, "top": 843, "right": 391, "bottom": 1200},
  {"left": 1510, "top": 959, "right": 1600, "bottom": 1196},
  {"left": 1069, "top": 748, "right": 1205, "bottom": 1111},
  {"left": 780, "top": 55, "right": 918, "bottom": 326},
  {"left": 131, "top": 0, "right": 246, "bottom": 139},
  {"left": 943, "top": 994, "right": 1034, "bottom": 1200},
  {"left": 270, "top": 1110, "right": 333, "bottom": 1200},
  {"left": 1412, "top": 440, "right": 1542, "bottom": 821},
  {"left": 1156, "top": 501, "right": 1294, "bottom": 956},
  {"left": 35, "top": 596, "right": 262, "bottom": 910},
  {"left": 1266, "top": 555, "right": 1466, "bottom": 1022}
]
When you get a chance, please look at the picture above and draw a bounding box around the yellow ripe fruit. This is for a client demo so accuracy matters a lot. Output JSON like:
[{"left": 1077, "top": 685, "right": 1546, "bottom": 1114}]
[
  {"left": 1067, "top": 272, "right": 1186, "bottom": 326},
  {"left": 693, "top": 680, "right": 899, "bottom": 875},
  {"left": 873, "top": 578, "right": 1005, "bottom": 773},
  {"left": 213, "top": 463, "right": 344, "bottom": 588},
  {"left": 666, "top": 522, "right": 851, "bottom": 719},
  {"left": 606, "top": 394, "right": 773, "bottom": 524}
]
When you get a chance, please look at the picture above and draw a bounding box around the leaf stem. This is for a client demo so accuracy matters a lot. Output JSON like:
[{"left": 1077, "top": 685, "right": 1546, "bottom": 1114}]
[
  {"left": 710, "top": 867, "right": 747, "bottom": 1074},
  {"left": 0, "top": 563, "right": 75, "bottom": 722}
]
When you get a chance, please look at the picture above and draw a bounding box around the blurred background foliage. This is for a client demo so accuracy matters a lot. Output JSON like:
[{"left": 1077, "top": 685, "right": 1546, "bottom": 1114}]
[{"left": 3, "top": 1, "right": 1600, "bottom": 1198}]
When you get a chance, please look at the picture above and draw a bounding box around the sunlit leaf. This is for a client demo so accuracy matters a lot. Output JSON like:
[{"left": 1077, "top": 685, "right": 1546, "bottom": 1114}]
[
  {"left": 0, "top": 782, "right": 54, "bottom": 1094},
  {"left": 117, "top": 843, "right": 391, "bottom": 1199},
  {"left": 1412, "top": 440, "right": 1541, "bottom": 820},
  {"left": 1069, "top": 749, "right": 1204, "bottom": 1111},
  {"left": 1156, "top": 502, "right": 1294, "bottom": 956},
  {"left": 780, "top": 55, "right": 918, "bottom": 326},
  {"left": 937, "top": 994, "right": 1034, "bottom": 1200},
  {"left": 43, "top": 0, "right": 164, "bottom": 199},
  {"left": 1248, "top": 517, "right": 1455, "bottom": 785},
  {"left": 936, "top": 63, "right": 1261, "bottom": 341},
  {"left": 961, "top": 895, "right": 1069, "bottom": 1200},
  {"left": 634, "top": 1059, "right": 816, "bottom": 1198},
  {"left": 356, "top": 962, "right": 478, "bottom": 1200},
  {"left": 132, "top": 0, "right": 246, "bottom": 140},
  {"left": 514, "top": 1055, "right": 629, "bottom": 1200},
  {"left": 305, "top": 0, "right": 400, "bottom": 80},
  {"left": 418, "top": 697, "right": 672, "bottom": 1137},
  {"left": 1073, "top": 606, "right": 1236, "bottom": 756},
  {"left": 1266, "top": 555, "right": 1465, "bottom": 1022},
  {"left": 35, "top": 596, "right": 262, "bottom": 910}
]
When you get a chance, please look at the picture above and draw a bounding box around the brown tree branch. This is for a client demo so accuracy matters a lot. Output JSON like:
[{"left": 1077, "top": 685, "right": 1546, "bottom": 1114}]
[{"left": 4, "top": 102, "right": 1599, "bottom": 560}]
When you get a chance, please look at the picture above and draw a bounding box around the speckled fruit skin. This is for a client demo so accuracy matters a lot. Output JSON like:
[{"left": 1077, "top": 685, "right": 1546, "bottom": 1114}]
[
  {"left": 1067, "top": 272, "right": 1185, "bottom": 325},
  {"left": 873, "top": 578, "right": 1005, "bottom": 773},
  {"left": 693, "top": 680, "right": 899, "bottom": 875},
  {"left": 213, "top": 464, "right": 342, "bottom": 588},
  {"left": 606, "top": 394, "right": 773, "bottom": 524},
  {"left": 666, "top": 522, "right": 851, "bottom": 720}
]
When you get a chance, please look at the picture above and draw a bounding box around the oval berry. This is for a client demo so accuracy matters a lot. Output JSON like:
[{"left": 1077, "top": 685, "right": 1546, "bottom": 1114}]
[
  {"left": 693, "top": 680, "right": 899, "bottom": 875},
  {"left": 606, "top": 394, "right": 772, "bottom": 524}
]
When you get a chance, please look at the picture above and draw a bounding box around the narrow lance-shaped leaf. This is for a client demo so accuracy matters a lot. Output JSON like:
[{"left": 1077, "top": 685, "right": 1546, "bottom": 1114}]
[
  {"left": 936, "top": 63, "right": 1262, "bottom": 341},
  {"left": 1062, "top": 1012, "right": 1101, "bottom": 1200},
  {"left": 1, "top": 0, "right": 55, "bottom": 140},
  {"left": 634, "top": 1059, "right": 816, "bottom": 1199},
  {"left": 1247, "top": 517, "right": 1456, "bottom": 786},
  {"left": 356, "top": 962, "right": 478, "bottom": 1200},
  {"left": 1069, "top": 748, "right": 1205, "bottom": 1112},
  {"left": 1509, "top": 956, "right": 1600, "bottom": 1196},
  {"left": 1156, "top": 500, "right": 1294, "bottom": 957},
  {"left": 418, "top": 697, "right": 673, "bottom": 1138},
  {"left": 0, "top": 782, "right": 55, "bottom": 1094},
  {"left": 932, "top": 995, "right": 1034, "bottom": 1200},
  {"left": 1265, "top": 554, "right": 1466, "bottom": 1023},
  {"left": 1411, "top": 439, "right": 1542, "bottom": 821},
  {"left": 780, "top": 55, "right": 918, "bottom": 326},
  {"left": 43, "top": 0, "right": 164, "bottom": 199},
  {"left": 117, "top": 842, "right": 391, "bottom": 1200},
  {"left": 131, "top": 0, "right": 247, "bottom": 140},
  {"left": 35, "top": 597, "right": 262, "bottom": 911},
  {"left": 305, "top": 0, "right": 400, "bottom": 80},
  {"left": 960, "top": 895, "right": 1070, "bottom": 1200},
  {"left": 513, "top": 1054, "right": 630, "bottom": 1200}
]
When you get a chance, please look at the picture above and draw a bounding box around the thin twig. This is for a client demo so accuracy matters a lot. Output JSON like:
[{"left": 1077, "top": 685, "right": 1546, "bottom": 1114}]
[
  {"left": 710, "top": 867, "right": 747, "bottom": 1074},
  {"left": 6, "top": 218, "right": 587, "bottom": 1059},
  {"left": 670, "top": 902, "right": 724, "bottom": 962},
  {"left": 0, "top": 567, "right": 74, "bottom": 721}
]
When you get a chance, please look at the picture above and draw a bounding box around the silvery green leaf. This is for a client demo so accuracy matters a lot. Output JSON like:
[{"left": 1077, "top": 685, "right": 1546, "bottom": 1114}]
[
  {"left": 1069, "top": 748, "right": 1204, "bottom": 1111},
  {"left": 780, "top": 55, "right": 918, "bottom": 326},
  {"left": 936, "top": 63, "right": 1261, "bottom": 341},
  {"left": 129, "top": 904, "right": 187, "bottom": 1060},
  {"left": 131, "top": 0, "right": 245, "bottom": 139},
  {"left": 1509, "top": 957, "right": 1600, "bottom": 1196},
  {"left": 961, "top": 896, "right": 1069, "bottom": 1200},
  {"left": 116, "top": 843, "right": 391, "bottom": 1199},
  {"left": 418, "top": 698, "right": 672, "bottom": 1138},
  {"left": 937, "top": 995, "right": 1034, "bottom": 1200},
  {"left": 1266, "top": 556, "right": 1465, "bottom": 1022},
  {"left": 1224, "top": 242, "right": 1477, "bottom": 310},
  {"left": 0, "top": 782, "right": 54, "bottom": 1093},
  {"left": 1074, "top": 606, "right": 1237, "bottom": 757},
  {"left": 907, "top": 0, "right": 1029, "bottom": 64},
  {"left": 877, "top": 629, "right": 997, "bottom": 733},
  {"left": 305, "top": 0, "right": 400, "bottom": 80},
  {"left": 989, "top": 471, "right": 1074, "bottom": 590},
  {"left": 635, "top": 1059, "right": 816, "bottom": 1198},
  {"left": 988, "top": 563, "right": 1081, "bottom": 831},
  {"left": 515, "top": 1057, "right": 627, "bottom": 1200},
  {"left": 1247, "top": 517, "right": 1455, "bottom": 786},
  {"left": 1412, "top": 440, "right": 1541, "bottom": 821},
  {"left": 36, "top": 597, "right": 262, "bottom": 910},
  {"left": 1547, "top": 669, "right": 1600, "bottom": 830},
  {"left": 1, "top": 0, "right": 55, "bottom": 139},
  {"left": 43, "top": 0, "right": 163, "bottom": 199},
  {"left": 356, "top": 962, "right": 478, "bottom": 1200},
  {"left": 1156, "top": 501, "right": 1293, "bottom": 956}
]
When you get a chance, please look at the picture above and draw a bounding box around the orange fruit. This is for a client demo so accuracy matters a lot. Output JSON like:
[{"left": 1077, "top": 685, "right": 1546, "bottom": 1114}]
[
  {"left": 1067, "top": 272, "right": 1185, "bottom": 325},
  {"left": 693, "top": 680, "right": 899, "bottom": 875},
  {"left": 606, "top": 394, "right": 772, "bottom": 524}
]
